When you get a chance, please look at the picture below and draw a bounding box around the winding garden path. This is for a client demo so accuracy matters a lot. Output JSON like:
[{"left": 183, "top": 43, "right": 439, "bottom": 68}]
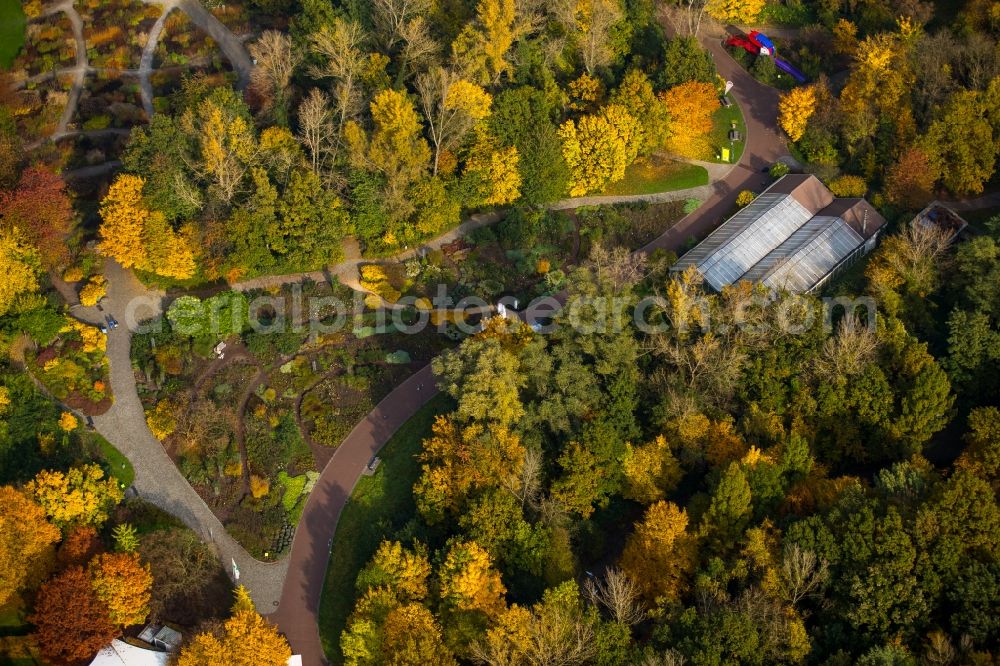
[
  {"left": 177, "top": 0, "right": 254, "bottom": 87},
  {"left": 66, "top": 18, "right": 788, "bottom": 664},
  {"left": 24, "top": 0, "right": 254, "bottom": 154},
  {"left": 33, "top": 0, "right": 87, "bottom": 147},
  {"left": 137, "top": 0, "right": 182, "bottom": 117},
  {"left": 69, "top": 11, "right": 1000, "bottom": 666},
  {"left": 268, "top": 20, "right": 790, "bottom": 666},
  {"left": 73, "top": 260, "right": 290, "bottom": 614}
]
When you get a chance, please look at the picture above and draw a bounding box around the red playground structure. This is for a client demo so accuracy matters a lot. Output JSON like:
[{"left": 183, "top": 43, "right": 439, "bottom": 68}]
[{"left": 725, "top": 30, "right": 807, "bottom": 83}]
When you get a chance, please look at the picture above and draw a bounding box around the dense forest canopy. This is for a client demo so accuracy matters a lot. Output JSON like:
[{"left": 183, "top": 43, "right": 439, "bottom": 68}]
[
  {"left": 338, "top": 222, "right": 1000, "bottom": 664},
  {"left": 1, "top": 0, "right": 1000, "bottom": 664}
]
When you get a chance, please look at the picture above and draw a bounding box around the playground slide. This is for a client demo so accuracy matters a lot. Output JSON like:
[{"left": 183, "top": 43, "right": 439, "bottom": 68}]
[{"left": 774, "top": 57, "right": 807, "bottom": 83}]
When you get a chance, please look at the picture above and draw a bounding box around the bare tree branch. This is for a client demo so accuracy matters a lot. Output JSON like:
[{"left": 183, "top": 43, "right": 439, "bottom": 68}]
[
  {"left": 782, "top": 543, "right": 829, "bottom": 607},
  {"left": 584, "top": 568, "right": 646, "bottom": 625}
]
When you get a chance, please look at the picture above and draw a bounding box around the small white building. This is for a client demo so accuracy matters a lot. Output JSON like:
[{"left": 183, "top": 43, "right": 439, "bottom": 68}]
[{"left": 89, "top": 640, "right": 170, "bottom": 666}]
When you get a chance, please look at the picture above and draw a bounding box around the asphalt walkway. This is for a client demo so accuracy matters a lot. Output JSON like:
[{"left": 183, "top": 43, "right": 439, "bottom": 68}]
[{"left": 266, "top": 22, "right": 789, "bottom": 666}]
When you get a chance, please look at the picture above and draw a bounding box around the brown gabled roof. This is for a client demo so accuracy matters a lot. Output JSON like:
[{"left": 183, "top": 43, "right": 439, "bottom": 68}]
[
  {"left": 766, "top": 174, "right": 834, "bottom": 215},
  {"left": 816, "top": 198, "right": 886, "bottom": 239}
]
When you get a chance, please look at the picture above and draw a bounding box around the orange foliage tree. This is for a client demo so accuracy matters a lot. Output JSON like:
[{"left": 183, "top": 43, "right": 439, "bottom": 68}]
[
  {"left": 885, "top": 147, "right": 938, "bottom": 210},
  {"left": 57, "top": 525, "right": 103, "bottom": 568},
  {"left": 89, "top": 552, "right": 153, "bottom": 628},
  {"left": 661, "top": 82, "right": 719, "bottom": 159},
  {"left": 30, "top": 566, "right": 117, "bottom": 666},
  {"left": 0, "top": 486, "right": 60, "bottom": 606}
]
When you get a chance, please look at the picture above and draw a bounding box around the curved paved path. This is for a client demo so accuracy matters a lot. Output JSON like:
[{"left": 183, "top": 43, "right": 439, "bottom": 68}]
[
  {"left": 137, "top": 0, "right": 181, "bottom": 117},
  {"left": 269, "top": 365, "right": 438, "bottom": 663},
  {"left": 23, "top": 0, "right": 88, "bottom": 150},
  {"left": 26, "top": 0, "right": 253, "bottom": 154},
  {"left": 640, "top": 24, "right": 786, "bottom": 254},
  {"left": 267, "top": 21, "right": 789, "bottom": 666},
  {"left": 177, "top": 0, "right": 254, "bottom": 88},
  {"left": 74, "top": 260, "right": 289, "bottom": 613}
]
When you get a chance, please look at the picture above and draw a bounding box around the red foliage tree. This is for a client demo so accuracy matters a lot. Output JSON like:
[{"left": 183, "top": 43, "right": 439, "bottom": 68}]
[
  {"left": 30, "top": 566, "right": 117, "bottom": 665},
  {"left": 0, "top": 166, "right": 75, "bottom": 269}
]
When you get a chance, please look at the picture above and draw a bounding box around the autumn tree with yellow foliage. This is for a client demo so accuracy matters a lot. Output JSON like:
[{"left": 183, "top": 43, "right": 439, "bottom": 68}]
[
  {"left": 88, "top": 552, "right": 153, "bottom": 627},
  {"left": 176, "top": 587, "right": 291, "bottom": 666},
  {"left": 346, "top": 88, "right": 432, "bottom": 223},
  {"left": 439, "top": 540, "right": 507, "bottom": 618},
  {"left": 828, "top": 174, "right": 867, "bottom": 198},
  {"left": 180, "top": 94, "right": 259, "bottom": 205},
  {"left": 839, "top": 33, "right": 913, "bottom": 147},
  {"left": 451, "top": 0, "right": 518, "bottom": 85},
  {"left": 661, "top": 81, "right": 719, "bottom": 159},
  {"left": 413, "top": 415, "right": 525, "bottom": 523},
  {"left": 78, "top": 275, "right": 107, "bottom": 307},
  {"left": 356, "top": 540, "right": 431, "bottom": 602},
  {"left": 416, "top": 68, "right": 492, "bottom": 176},
  {"left": 609, "top": 69, "right": 671, "bottom": 155},
  {"left": 464, "top": 136, "right": 522, "bottom": 206},
  {"left": 778, "top": 85, "right": 818, "bottom": 142},
  {"left": 0, "top": 228, "right": 40, "bottom": 317},
  {"left": 706, "top": 0, "right": 765, "bottom": 24},
  {"left": 98, "top": 174, "right": 196, "bottom": 281},
  {"left": 920, "top": 85, "right": 1000, "bottom": 195},
  {"left": 24, "top": 464, "right": 124, "bottom": 531},
  {"left": 0, "top": 486, "right": 60, "bottom": 606},
  {"left": 473, "top": 581, "right": 598, "bottom": 665},
  {"left": 559, "top": 104, "right": 642, "bottom": 195},
  {"left": 622, "top": 435, "right": 682, "bottom": 503},
  {"left": 620, "top": 501, "right": 696, "bottom": 603},
  {"left": 341, "top": 540, "right": 456, "bottom": 665}
]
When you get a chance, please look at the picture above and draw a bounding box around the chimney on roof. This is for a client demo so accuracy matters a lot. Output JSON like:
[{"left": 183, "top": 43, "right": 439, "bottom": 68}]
[{"left": 862, "top": 208, "right": 868, "bottom": 236}]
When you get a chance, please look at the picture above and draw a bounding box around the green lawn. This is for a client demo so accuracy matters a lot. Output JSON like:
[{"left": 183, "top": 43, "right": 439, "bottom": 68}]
[
  {"left": 86, "top": 432, "right": 136, "bottom": 487},
  {"left": 0, "top": 0, "right": 26, "bottom": 69},
  {"left": 710, "top": 98, "right": 747, "bottom": 164},
  {"left": 317, "top": 394, "right": 451, "bottom": 664},
  {"left": 601, "top": 157, "right": 709, "bottom": 196}
]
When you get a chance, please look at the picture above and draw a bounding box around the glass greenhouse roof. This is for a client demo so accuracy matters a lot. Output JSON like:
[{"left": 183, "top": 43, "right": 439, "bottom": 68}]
[{"left": 673, "top": 179, "right": 876, "bottom": 294}]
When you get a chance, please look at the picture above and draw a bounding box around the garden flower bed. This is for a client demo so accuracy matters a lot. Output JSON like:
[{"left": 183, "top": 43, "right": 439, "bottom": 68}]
[
  {"left": 79, "top": 0, "right": 161, "bottom": 70},
  {"left": 153, "top": 11, "right": 222, "bottom": 68},
  {"left": 74, "top": 73, "right": 146, "bottom": 131},
  {"left": 10, "top": 75, "right": 72, "bottom": 142},
  {"left": 11, "top": 13, "right": 76, "bottom": 79},
  {"left": 130, "top": 284, "right": 451, "bottom": 558},
  {"left": 209, "top": 3, "right": 251, "bottom": 37},
  {"left": 27, "top": 317, "right": 113, "bottom": 415}
]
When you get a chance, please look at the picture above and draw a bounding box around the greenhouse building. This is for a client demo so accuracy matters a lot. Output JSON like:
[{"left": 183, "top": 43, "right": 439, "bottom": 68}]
[{"left": 672, "top": 174, "right": 886, "bottom": 293}]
